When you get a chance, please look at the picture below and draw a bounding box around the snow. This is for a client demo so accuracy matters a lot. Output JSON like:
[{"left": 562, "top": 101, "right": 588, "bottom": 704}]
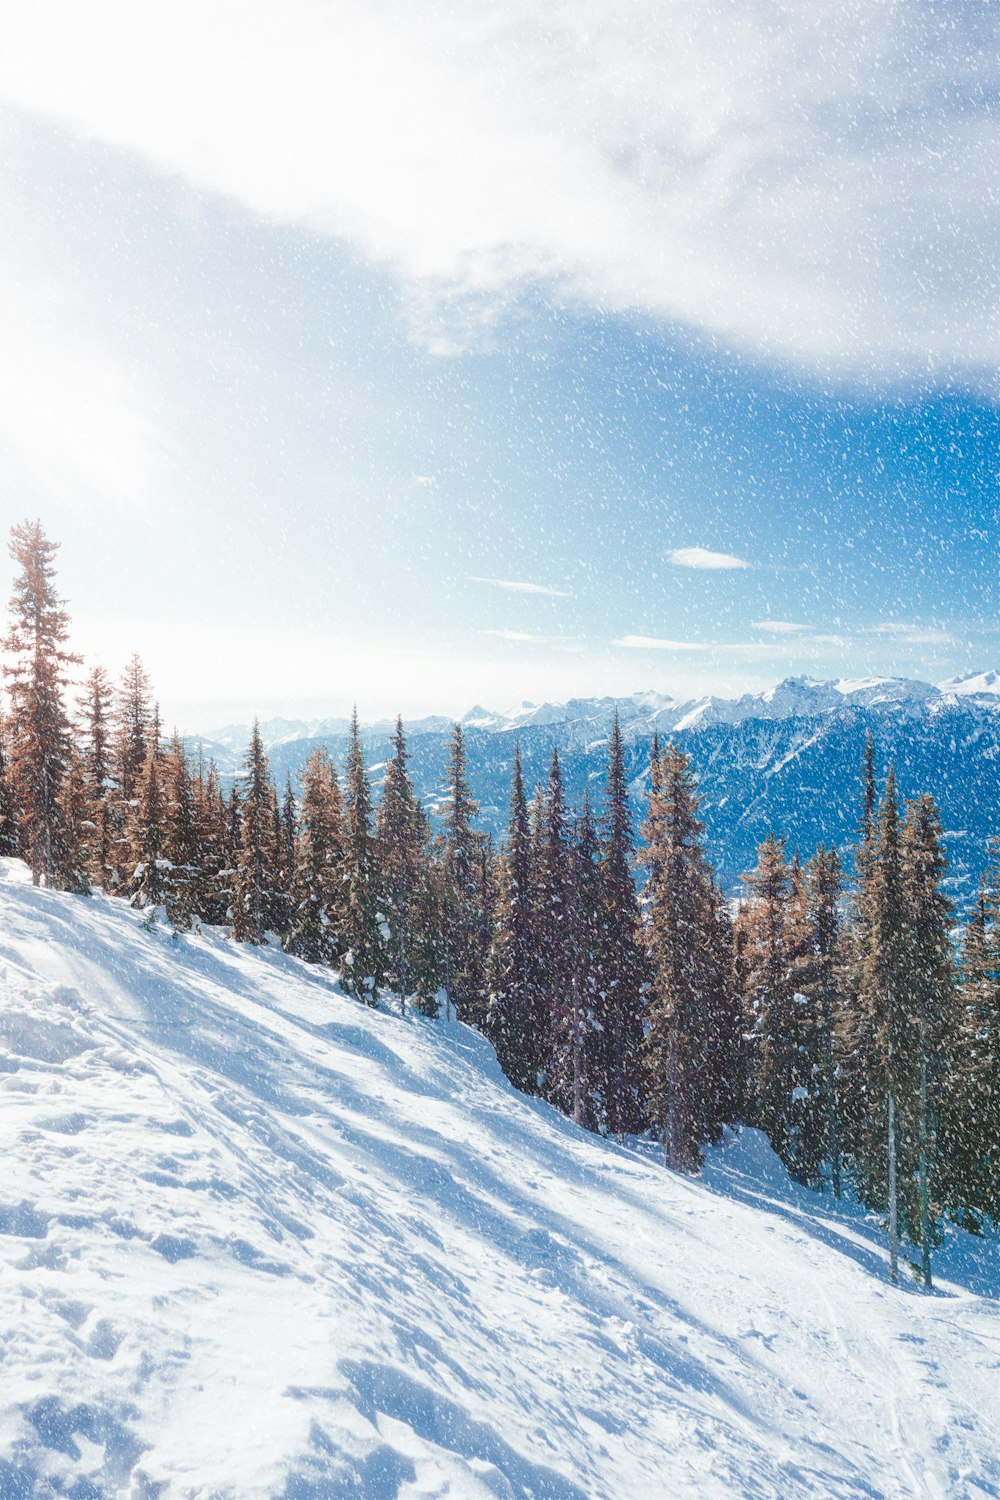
[{"left": 1, "top": 859, "right": 999, "bottom": 1498}]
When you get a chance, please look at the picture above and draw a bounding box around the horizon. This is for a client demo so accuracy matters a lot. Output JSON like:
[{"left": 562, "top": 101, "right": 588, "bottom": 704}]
[{"left": 2, "top": 2, "right": 998, "bottom": 726}]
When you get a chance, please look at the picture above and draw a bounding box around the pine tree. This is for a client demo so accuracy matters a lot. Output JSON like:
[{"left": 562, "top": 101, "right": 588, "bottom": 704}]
[
  {"left": 161, "top": 737, "right": 200, "bottom": 930},
  {"left": 288, "top": 748, "right": 345, "bottom": 965},
  {"left": 737, "top": 835, "right": 803, "bottom": 1165},
  {"left": 377, "top": 718, "right": 439, "bottom": 1014},
  {"left": 771, "top": 852, "right": 834, "bottom": 1187},
  {"left": 231, "top": 723, "right": 279, "bottom": 945},
  {"left": 55, "top": 746, "right": 91, "bottom": 895},
  {"left": 850, "top": 767, "right": 909, "bottom": 1283},
  {"left": 569, "top": 794, "right": 606, "bottom": 1127},
  {"left": 110, "top": 653, "right": 154, "bottom": 887},
  {"left": 78, "top": 665, "right": 114, "bottom": 889},
  {"left": 2, "top": 521, "right": 81, "bottom": 886},
  {"left": 595, "top": 713, "right": 646, "bottom": 1137},
  {"left": 486, "top": 743, "right": 544, "bottom": 1092},
  {"left": 535, "top": 748, "right": 576, "bottom": 1108},
  {"left": 439, "top": 724, "right": 489, "bottom": 1024},
  {"left": 800, "top": 845, "right": 844, "bottom": 1196},
  {"left": 940, "top": 877, "right": 1000, "bottom": 1227},
  {"left": 127, "top": 747, "right": 167, "bottom": 911},
  {"left": 899, "top": 793, "right": 954, "bottom": 1287},
  {"left": 341, "top": 708, "right": 385, "bottom": 1001},
  {"left": 643, "top": 744, "right": 735, "bottom": 1171},
  {"left": 190, "top": 758, "right": 230, "bottom": 926}
]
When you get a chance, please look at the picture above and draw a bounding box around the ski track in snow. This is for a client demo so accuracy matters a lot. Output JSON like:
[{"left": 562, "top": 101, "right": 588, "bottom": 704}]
[{"left": 0, "top": 859, "right": 998, "bottom": 1498}]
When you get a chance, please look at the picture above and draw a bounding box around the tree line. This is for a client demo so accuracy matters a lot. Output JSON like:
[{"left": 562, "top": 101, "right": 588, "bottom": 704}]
[{"left": 3, "top": 519, "right": 999, "bottom": 1286}]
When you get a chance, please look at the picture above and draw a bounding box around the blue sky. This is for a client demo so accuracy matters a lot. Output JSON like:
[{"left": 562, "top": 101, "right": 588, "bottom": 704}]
[{"left": 0, "top": 2, "right": 997, "bottom": 727}]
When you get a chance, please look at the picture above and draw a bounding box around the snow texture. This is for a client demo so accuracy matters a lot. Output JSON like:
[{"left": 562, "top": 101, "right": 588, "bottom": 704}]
[{"left": 1, "top": 857, "right": 998, "bottom": 1498}]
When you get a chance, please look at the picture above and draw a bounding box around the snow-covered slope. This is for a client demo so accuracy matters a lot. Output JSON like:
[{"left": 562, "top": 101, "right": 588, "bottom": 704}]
[{"left": 2, "top": 863, "right": 999, "bottom": 1499}]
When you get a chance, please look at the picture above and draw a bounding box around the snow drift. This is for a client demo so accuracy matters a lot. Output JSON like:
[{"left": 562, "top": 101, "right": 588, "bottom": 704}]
[{"left": 1, "top": 859, "right": 998, "bottom": 1498}]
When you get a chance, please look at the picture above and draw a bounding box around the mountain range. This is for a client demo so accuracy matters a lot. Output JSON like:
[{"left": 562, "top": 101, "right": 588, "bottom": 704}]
[{"left": 193, "top": 671, "right": 1000, "bottom": 902}]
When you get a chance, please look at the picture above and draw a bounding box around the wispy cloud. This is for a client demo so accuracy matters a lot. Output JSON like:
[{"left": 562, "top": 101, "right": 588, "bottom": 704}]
[
  {"left": 752, "top": 619, "right": 810, "bottom": 634},
  {"left": 869, "top": 623, "right": 956, "bottom": 647},
  {"left": 667, "top": 547, "right": 749, "bottom": 572},
  {"left": 471, "top": 577, "right": 570, "bottom": 598},
  {"left": 613, "top": 635, "right": 711, "bottom": 652},
  {"left": 1, "top": 2, "right": 995, "bottom": 381},
  {"left": 482, "top": 629, "right": 547, "bottom": 642}
]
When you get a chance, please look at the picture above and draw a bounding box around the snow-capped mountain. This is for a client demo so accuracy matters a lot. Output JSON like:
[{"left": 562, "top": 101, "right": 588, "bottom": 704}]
[
  {"left": 2, "top": 862, "right": 998, "bottom": 1496},
  {"left": 195, "top": 674, "right": 1000, "bottom": 901}
]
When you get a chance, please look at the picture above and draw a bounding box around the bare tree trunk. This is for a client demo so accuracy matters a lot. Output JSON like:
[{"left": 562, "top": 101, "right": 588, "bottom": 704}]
[
  {"left": 887, "top": 1085, "right": 899, "bottom": 1286},
  {"left": 918, "top": 1013, "right": 932, "bottom": 1289},
  {"left": 821, "top": 960, "right": 841, "bottom": 1198}
]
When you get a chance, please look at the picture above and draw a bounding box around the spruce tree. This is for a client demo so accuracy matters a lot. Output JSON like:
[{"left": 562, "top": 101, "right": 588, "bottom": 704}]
[
  {"left": 737, "top": 835, "right": 800, "bottom": 1164},
  {"left": 78, "top": 665, "right": 114, "bottom": 889},
  {"left": 231, "top": 722, "right": 279, "bottom": 945},
  {"left": 851, "top": 767, "right": 909, "bottom": 1282},
  {"left": 899, "top": 793, "right": 954, "bottom": 1287},
  {"left": 535, "top": 748, "right": 576, "bottom": 1109},
  {"left": 440, "top": 724, "right": 488, "bottom": 1024},
  {"left": 596, "top": 713, "right": 646, "bottom": 1138},
  {"left": 802, "top": 845, "right": 844, "bottom": 1195},
  {"left": 109, "top": 653, "right": 154, "bottom": 887},
  {"left": 161, "top": 737, "right": 200, "bottom": 930},
  {"left": 127, "top": 747, "right": 166, "bottom": 911},
  {"left": 941, "top": 878, "right": 1000, "bottom": 1226},
  {"left": 642, "top": 744, "right": 734, "bottom": 1171},
  {"left": 486, "top": 743, "right": 544, "bottom": 1092},
  {"left": 288, "top": 748, "right": 345, "bottom": 965},
  {"left": 341, "top": 708, "right": 385, "bottom": 1001},
  {"left": 2, "top": 521, "right": 81, "bottom": 886}
]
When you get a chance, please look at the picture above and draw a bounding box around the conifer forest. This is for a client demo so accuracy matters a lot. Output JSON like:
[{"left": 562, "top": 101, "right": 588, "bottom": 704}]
[{"left": 5, "top": 518, "right": 998, "bottom": 1297}]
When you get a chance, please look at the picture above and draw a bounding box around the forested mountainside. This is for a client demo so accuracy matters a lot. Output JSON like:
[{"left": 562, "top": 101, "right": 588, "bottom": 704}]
[{"left": 197, "top": 677, "right": 1000, "bottom": 900}]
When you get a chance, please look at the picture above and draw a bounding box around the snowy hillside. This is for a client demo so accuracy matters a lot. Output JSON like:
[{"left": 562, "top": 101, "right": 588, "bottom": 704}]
[{"left": 2, "top": 862, "right": 999, "bottom": 1499}]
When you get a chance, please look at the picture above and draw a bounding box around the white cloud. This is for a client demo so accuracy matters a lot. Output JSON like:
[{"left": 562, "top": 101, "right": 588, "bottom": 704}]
[
  {"left": 471, "top": 577, "right": 570, "bottom": 597},
  {"left": 869, "top": 623, "right": 956, "bottom": 646},
  {"left": 0, "top": 1, "right": 996, "bottom": 381},
  {"left": 666, "top": 547, "right": 749, "bottom": 571},
  {"left": 752, "top": 619, "right": 810, "bottom": 634},
  {"left": 613, "top": 636, "right": 711, "bottom": 652},
  {"left": 482, "top": 629, "right": 547, "bottom": 642}
]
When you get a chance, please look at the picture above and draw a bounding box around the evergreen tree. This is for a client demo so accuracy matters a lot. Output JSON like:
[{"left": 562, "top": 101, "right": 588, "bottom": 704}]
[
  {"left": 288, "top": 748, "right": 345, "bottom": 965},
  {"left": 440, "top": 724, "right": 489, "bottom": 1024},
  {"left": 2, "top": 521, "right": 80, "bottom": 886},
  {"left": 486, "top": 743, "right": 544, "bottom": 1092},
  {"left": 737, "top": 835, "right": 801, "bottom": 1163},
  {"left": 190, "top": 758, "right": 230, "bottom": 926},
  {"left": 231, "top": 723, "right": 279, "bottom": 945},
  {"left": 535, "top": 748, "right": 576, "bottom": 1109},
  {"left": 899, "top": 793, "right": 954, "bottom": 1286},
  {"left": 800, "top": 845, "right": 844, "bottom": 1196},
  {"left": 377, "top": 718, "right": 439, "bottom": 1013},
  {"left": 109, "top": 653, "right": 154, "bottom": 886},
  {"left": 595, "top": 713, "right": 646, "bottom": 1137},
  {"left": 161, "top": 737, "right": 200, "bottom": 930},
  {"left": 940, "top": 876, "right": 1000, "bottom": 1226},
  {"left": 127, "top": 747, "right": 167, "bottom": 911},
  {"left": 55, "top": 746, "right": 91, "bottom": 895},
  {"left": 78, "top": 665, "right": 114, "bottom": 888},
  {"left": 341, "top": 708, "right": 385, "bottom": 1001},
  {"left": 850, "top": 767, "right": 909, "bottom": 1282},
  {"left": 642, "top": 744, "right": 735, "bottom": 1170}
]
